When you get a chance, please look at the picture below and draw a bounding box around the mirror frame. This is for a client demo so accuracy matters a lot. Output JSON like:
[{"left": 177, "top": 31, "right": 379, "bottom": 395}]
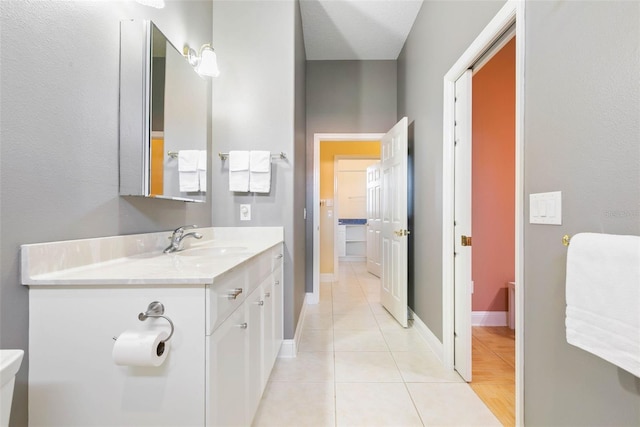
[{"left": 119, "top": 19, "right": 207, "bottom": 203}]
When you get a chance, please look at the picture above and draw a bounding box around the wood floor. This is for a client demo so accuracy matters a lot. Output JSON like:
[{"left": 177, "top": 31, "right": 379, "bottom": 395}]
[{"left": 470, "top": 326, "right": 515, "bottom": 427}]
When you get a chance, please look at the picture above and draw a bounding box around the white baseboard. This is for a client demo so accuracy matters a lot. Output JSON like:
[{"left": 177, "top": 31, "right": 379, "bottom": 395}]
[
  {"left": 320, "top": 273, "right": 335, "bottom": 283},
  {"left": 409, "top": 308, "right": 444, "bottom": 363},
  {"left": 278, "top": 295, "right": 309, "bottom": 358},
  {"left": 472, "top": 311, "right": 507, "bottom": 326}
]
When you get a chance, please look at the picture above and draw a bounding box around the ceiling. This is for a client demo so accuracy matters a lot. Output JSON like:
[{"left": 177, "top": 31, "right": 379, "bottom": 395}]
[{"left": 300, "top": 0, "right": 424, "bottom": 60}]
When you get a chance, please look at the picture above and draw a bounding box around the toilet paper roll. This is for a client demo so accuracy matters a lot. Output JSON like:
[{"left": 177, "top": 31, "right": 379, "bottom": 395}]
[{"left": 112, "top": 330, "right": 170, "bottom": 367}]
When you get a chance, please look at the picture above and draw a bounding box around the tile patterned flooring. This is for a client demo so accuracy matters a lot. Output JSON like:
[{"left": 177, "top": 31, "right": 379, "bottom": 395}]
[{"left": 252, "top": 262, "right": 501, "bottom": 426}]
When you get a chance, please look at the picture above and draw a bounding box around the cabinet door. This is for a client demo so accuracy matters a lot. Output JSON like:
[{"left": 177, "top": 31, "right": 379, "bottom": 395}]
[
  {"left": 207, "top": 306, "right": 247, "bottom": 427},
  {"left": 262, "top": 279, "right": 275, "bottom": 387},
  {"left": 272, "top": 266, "right": 284, "bottom": 361},
  {"left": 246, "top": 286, "right": 264, "bottom": 421}
]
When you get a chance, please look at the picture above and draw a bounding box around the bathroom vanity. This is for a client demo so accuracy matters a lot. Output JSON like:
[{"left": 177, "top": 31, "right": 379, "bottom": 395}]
[{"left": 22, "top": 227, "right": 283, "bottom": 426}]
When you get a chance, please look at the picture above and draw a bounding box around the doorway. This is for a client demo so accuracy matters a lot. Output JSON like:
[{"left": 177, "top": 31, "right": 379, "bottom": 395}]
[
  {"left": 442, "top": 0, "right": 525, "bottom": 424},
  {"left": 468, "top": 35, "right": 516, "bottom": 426},
  {"left": 312, "top": 134, "right": 383, "bottom": 305}
]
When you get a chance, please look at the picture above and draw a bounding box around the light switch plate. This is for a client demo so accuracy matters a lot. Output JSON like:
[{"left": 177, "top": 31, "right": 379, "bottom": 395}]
[
  {"left": 529, "top": 191, "right": 562, "bottom": 225},
  {"left": 240, "top": 204, "right": 251, "bottom": 221}
]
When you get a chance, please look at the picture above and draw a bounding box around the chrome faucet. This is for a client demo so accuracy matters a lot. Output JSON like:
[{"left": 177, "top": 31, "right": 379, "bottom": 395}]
[{"left": 164, "top": 225, "right": 203, "bottom": 253}]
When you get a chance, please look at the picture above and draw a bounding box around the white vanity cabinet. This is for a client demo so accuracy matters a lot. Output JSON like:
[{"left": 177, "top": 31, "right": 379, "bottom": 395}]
[
  {"left": 22, "top": 227, "right": 284, "bottom": 427},
  {"left": 206, "top": 243, "right": 284, "bottom": 426}
]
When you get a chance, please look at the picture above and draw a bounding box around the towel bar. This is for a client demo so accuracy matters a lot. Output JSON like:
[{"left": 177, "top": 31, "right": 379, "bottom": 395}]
[{"left": 218, "top": 151, "right": 287, "bottom": 161}]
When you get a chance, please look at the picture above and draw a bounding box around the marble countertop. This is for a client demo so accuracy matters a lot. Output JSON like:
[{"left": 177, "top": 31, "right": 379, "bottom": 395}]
[{"left": 21, "top": 227, "right": 283, "bottom": 286}]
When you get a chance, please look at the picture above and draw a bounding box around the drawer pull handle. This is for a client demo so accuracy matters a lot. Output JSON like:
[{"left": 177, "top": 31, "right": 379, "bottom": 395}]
[
  {"left": 237, "top": 323, "right": 248, "bottom": 329},
  {"left": 275, "top": 254, "right": 283, "bottom": 259},
  {"left": 254, "top": 300, "right": 264, "bottom": 306},
  {"left": 265, "top": 292, "right": 271, "bottom": 298},
  {"left": 227, "top": 288, "right": 243, "bottom": 300}
]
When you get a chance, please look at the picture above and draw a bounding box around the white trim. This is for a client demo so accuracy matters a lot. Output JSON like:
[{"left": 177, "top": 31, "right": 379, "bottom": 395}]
[
  {"left": 472, "top": 311, "right": 508, "bottom": 327},
  {"left": 278, "top": 294, "right": 309, "bottom": 358},
  {"left": 319, "top": 273, "right": 335, "bottom": 283},
  {"left": 409, "top": 308, "right": 444, "bottom": 363},
  {"left": 472, "top": 25, "right": 516, "bottom": 76},
  {"left": 441, "top": 1, "right": 525, "bottom": 424},
  {"left": 312, "top": 133, "right": 384, "bottom": 305}
]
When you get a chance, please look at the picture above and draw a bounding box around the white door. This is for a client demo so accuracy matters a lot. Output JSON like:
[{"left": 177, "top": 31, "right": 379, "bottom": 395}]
[
  {"left": 366, "top": 162, "right": 382, "bottom": 277},
  {"left": 454, "top": 70, "right": 473, "bottom": 381},
  {"left": 380, "top": 117, "right": 409, "bottom": 328}
]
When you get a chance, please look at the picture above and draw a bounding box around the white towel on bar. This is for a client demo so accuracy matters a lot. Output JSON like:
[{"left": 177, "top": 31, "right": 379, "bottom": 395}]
[
  {"left": 249, "top": 151, "right": 271, "bottom": 193},
  {"left": 178, "top": 150, "right": 200, "bottom": 192},
  {"left": 565, "top": 232, "right": 640, "bottom": 377},
  {"left": 228, "top": 150, "right": 249, "bottom": 192},
  {"left": 197, "top": 150, "right": 207, "bottom": 192}
]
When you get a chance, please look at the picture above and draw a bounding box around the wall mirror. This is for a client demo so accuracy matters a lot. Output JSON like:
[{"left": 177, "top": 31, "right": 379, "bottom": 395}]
[{"left": 119, "top": 20, "right": 207, "bottom": 202}]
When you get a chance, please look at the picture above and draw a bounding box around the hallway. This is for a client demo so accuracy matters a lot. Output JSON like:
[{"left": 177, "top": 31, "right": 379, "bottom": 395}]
[{"left": 252, "top": 262, "right": 500, "bottom": 426}]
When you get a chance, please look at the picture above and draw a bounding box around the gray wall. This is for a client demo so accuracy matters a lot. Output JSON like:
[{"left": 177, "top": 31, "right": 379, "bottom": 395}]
[
  {"left": 293, "top": 0, "right": 308, "bottom": 334},
  {"left": 0, "top": 1, "right": 213, "bottom": 425},
  {"left": 305, "top": 60, "right": 397, "bottom": 291},
  {"left": 523, "top": 1, "right": 640, "bottom": 424},
  {"left": 398, "top": 0, "right": 640, "bottom": 423},
  {"left": 397, "top": 0, "right": 505, "bottom": 340},
  {"left": 211, "top": 0, "right": 306, "bottom": 339}
]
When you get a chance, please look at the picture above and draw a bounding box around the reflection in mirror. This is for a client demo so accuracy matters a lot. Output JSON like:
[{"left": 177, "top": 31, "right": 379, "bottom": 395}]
[{"left": 119, "top": 20, "right": 207, "bottom": 203}]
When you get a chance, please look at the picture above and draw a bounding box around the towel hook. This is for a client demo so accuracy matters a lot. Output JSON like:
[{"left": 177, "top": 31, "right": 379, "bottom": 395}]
[
  {"left": 138, "top": 301, "right": 175, "bottom": 342},
  {"left": 562, "top": 234, "right": 571, "bottom": 247}
]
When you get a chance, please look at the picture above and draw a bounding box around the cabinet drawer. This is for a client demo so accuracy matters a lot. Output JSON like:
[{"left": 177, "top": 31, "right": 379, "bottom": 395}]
[
  {"left": 247, "top": 250, "right": 273, "bottom": 293},
  {"left": 207, "top": 267, "right": 247, "bottom": 334}
]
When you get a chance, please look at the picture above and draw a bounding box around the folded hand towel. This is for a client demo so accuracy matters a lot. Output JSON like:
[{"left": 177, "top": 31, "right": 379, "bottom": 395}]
[
  {"left": 179, "top": 150, "right": 200, "bottom": 192},
  {"left": 197, "top": 150, "right": 207, "bottom": 192},
  {"left": 565, "top": 232, "right": 640, "bottom": 377},
  {"left": 250, "top": 150, "right": 271, "bottom": 172},
  {"left": 228, "top": 151, "right": 250, "bottom": 192},
  {"left": 249, "top": 151, "right": 271, "bottom": 193},
  {"left": 229, "top": 151, "right": 250, "bottom": 171},
  {"left": 178, "top": 150, "right": 199, "bottom": 171}
]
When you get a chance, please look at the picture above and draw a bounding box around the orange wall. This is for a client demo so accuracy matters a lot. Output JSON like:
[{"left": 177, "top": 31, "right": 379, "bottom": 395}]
[
  {"left": 320, "top": 141, "right": 380, "bottom": 274},
  {"left": 471, "top": 38, "right": 516, "bottom": 312}
]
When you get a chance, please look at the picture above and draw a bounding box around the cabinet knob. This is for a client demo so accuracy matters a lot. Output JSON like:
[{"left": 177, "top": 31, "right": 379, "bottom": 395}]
[
  {"left": 227, "top": 288, "right": 243, "bottom": 300},
  {"left": 236, "top": 323, "right": 248, "bottom": 329},
  {"left": 274, "top": 280, "right": 280, "bottom": 285},
  {"left": 254, "top": 300, "right": 264, "bottom": 306},
  {"left": 275, "top": 254, "right": 283, "bottom": 259},
  {"left": 265, "top": 292, "right": 271, "bottom": 298}
]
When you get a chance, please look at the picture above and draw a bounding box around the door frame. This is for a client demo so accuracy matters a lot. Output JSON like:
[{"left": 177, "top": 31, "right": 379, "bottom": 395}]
[
  {"left": 441, "top": 0, "right": 525, "bottom": 424},
  {"left": 311, "top": 133, "right": 384, "bottom": 304}
]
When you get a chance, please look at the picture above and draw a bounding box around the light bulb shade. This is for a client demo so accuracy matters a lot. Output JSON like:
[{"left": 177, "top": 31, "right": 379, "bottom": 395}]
[
  {"left": 134, "top": 0, "right": 165, "bottom": 8},
  {"left": 197, "top": 46, "right": 220, "bottom": 77}
]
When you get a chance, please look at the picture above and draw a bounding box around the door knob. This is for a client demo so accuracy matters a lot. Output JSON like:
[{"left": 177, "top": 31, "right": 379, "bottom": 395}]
[
  {"left": 461, "top": 235, "right": 472, "bottom": 246},
  {"left": 394, "top": 229, "right": 411, "bottom": 237}
]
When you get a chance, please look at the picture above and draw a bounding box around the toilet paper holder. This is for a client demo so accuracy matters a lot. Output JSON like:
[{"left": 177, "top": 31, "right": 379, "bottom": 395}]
[{"left": 137, "top": 301, "right": 175, "bottom": 342}]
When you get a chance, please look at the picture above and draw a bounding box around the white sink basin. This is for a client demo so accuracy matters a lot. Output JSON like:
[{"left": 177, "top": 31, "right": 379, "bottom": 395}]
[
  {"left": 1, "top": 349, "right": 24, "bottom": 427},
  {"left": 0, "top": 350, "right": 23, "bottom": 389},
  {"left": 176, "top": 246, "right": 249, "bottom": 257}
]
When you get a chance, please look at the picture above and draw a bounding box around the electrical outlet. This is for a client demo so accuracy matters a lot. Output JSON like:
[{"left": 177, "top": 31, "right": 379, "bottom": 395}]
[{"left": 240, "top": 204, "right": 251, "bottom": 221}]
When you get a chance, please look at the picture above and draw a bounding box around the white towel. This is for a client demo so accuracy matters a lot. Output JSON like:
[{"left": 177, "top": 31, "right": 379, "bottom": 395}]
[
  {"left": 178, "top": 150, "right": 200, "bottom": 192},
  {"left": 565, "top": 232, "right": 640, "bottom": 377},
  {"left": 197, "top": 150, "right": 207, "bottom": 192},
  {"left": 249, "top": 150, "right": 271, "bottom": 193},
  {"left": 228, "top": 151, "right": 249, "bottom": 192}
]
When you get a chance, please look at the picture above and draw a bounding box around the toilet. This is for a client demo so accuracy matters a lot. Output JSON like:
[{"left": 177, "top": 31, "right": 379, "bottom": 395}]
[{"left": 0, "top": 350, "right": 24, "bottom": 427}]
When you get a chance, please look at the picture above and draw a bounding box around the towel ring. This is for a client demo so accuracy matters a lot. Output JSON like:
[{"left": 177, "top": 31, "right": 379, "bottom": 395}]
[{"left": 138, "top": 301, "right": 174, "bottom": 342}]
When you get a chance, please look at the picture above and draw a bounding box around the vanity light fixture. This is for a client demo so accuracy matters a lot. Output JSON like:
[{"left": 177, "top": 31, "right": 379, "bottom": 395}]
[
  {"left": 183, "top": 44, "right": 220, "bottom": 78},
  {"left": 134, "top": 0, "right": 165, "bottom": 8}
]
